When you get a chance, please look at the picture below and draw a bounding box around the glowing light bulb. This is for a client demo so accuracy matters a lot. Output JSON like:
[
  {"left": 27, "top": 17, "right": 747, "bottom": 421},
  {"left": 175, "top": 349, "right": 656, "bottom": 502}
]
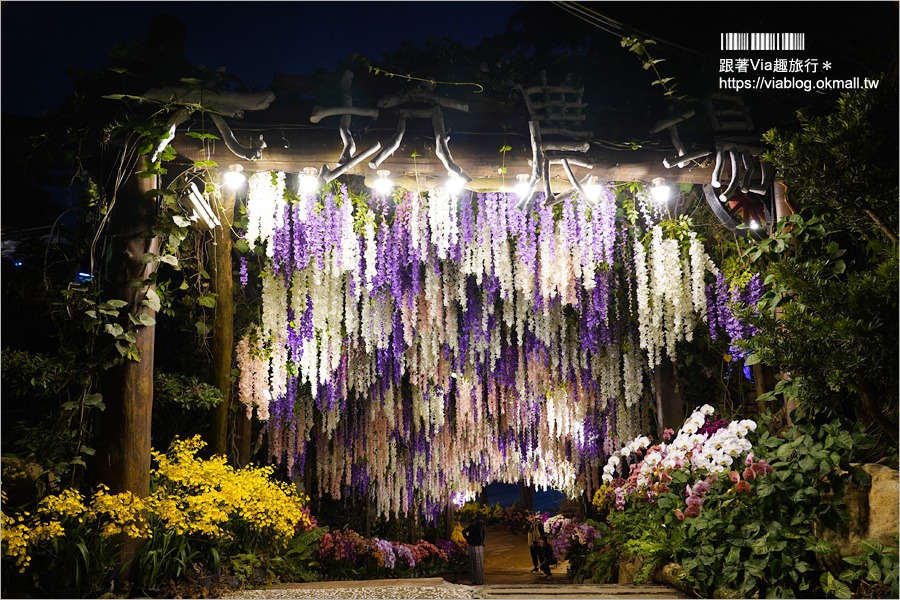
[
  {"left": 583, "top": 175, "right": 603, "bottom": 203},
  {"left": 445, "top": 172, "right": 465, "bottom": 195},
  {"left": 513, "top": 173, "right": 531, "bottom": 198},
  {"left": 749, "top": 219, "right": 760, "bottom": 229},
  {"left": 372, "top": 170, "right": 393, "bottom": 196},
  {"left": 650, "top": 177, "right": 670, "bottom": 203},
  {"left": 223, "top": 164, "right": 246, "bottom": 188},
  {"left": 298, "top": 167, "right": 319, "bottom": 195}
]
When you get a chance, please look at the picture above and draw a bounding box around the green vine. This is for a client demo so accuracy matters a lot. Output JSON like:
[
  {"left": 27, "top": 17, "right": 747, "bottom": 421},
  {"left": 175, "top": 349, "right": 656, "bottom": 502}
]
[
  {"left": 621, "top": 36, "right": 685, "bottom": 101},
  {"left": 366, "top": 64, "right": 483, "bottom": 93}
]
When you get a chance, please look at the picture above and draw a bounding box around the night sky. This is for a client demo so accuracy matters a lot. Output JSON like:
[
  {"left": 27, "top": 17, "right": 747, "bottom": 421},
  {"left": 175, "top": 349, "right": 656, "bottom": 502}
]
[
  {"left": 1, "top": 1, "right": 523, "bottom": 116},
  {"left": 2, "top": 2, "right": 897, "bottom": 117}
]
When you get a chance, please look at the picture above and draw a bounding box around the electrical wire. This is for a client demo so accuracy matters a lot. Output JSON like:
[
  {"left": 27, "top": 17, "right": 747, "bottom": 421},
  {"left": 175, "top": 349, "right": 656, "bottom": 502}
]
[{"left": 551, "top": 1, "right": 707, "bottom": 58}]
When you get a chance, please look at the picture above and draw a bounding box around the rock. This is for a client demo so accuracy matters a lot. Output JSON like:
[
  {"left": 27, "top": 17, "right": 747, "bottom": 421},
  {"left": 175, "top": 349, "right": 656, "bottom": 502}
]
[
  {"left": 618, "top": 553, "right": 644, "bottom": 584},
  {"left": 818, "top": 463, "right": 899, "bottom": 557}
]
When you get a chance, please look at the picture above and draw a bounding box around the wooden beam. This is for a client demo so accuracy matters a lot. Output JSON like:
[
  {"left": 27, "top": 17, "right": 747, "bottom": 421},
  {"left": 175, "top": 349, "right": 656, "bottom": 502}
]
[{"left": 171, "top": 127, "right": 716, "bottom": 189}]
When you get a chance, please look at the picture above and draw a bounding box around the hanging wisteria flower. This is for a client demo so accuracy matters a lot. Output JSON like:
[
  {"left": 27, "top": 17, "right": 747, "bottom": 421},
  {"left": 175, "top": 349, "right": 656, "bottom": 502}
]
[{"left": 239, "top": 172, "right": 726, "bottom": 519}]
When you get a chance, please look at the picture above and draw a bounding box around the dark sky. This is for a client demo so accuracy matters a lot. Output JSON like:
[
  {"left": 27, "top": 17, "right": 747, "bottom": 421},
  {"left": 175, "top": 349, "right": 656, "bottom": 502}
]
[
  {"left": 1, "top": 1, "right": 523, "bottom": 116},
  {"left": 1, "top": 1, "right": 897, "bottom": 117}
]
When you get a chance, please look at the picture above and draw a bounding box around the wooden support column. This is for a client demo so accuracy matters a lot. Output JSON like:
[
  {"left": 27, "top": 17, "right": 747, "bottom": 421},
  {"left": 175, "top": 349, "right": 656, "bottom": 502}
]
[
  {"left": 210, "top": 181, "right": 236, "bottom": 458},
  {"left": 752, "top": 363, "right": 777, "bottom": 416},
  {"left": 654, "top": 355, "right": 684, "bottom": 431},
  {"left": 95, "top": 155, "right": 159, "bottom": 575},
  {"left": 519, "top": 481, "right": 534, "bottom": 512}
]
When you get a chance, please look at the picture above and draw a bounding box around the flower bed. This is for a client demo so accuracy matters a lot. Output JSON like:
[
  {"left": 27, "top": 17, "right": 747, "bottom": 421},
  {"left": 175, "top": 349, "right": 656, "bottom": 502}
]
[{"left": 316, "top": 529, "right": 467, "bottom": 580}]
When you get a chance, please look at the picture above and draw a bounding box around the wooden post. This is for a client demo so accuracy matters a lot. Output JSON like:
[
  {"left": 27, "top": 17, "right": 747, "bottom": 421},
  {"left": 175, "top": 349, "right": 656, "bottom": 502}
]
[
  {"left": 654, "top": 355, "right": 684, "bottom": 431},
  {"left": 752, "top": 363, "right": 777, "bottom": 416},
  {"left": 210, "top": 180, "right": 236, "bottom": 457},
  {"left": 519, "top": 481, "right": 534, "bottom": 511},
  {"left": 95, "top": 155, "right": 159, "bottom": 575}
]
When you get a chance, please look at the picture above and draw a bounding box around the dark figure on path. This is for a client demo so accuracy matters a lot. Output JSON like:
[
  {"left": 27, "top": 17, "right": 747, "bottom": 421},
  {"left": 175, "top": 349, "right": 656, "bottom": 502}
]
[
  {"left": 537, "top": 535, "right": 558, "bottom": 579},
  {"left": 462, "top": 513, "right": 486, "bottom": 584},
  {"left": 524, "top": 511, "right": 545, "bottom": 572}
]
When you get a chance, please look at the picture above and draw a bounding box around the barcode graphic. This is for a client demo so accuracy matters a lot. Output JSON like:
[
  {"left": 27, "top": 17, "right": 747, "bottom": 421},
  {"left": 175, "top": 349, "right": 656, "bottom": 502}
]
[{"left": 721, "top": 33, "right": 805, "bottom": 51}]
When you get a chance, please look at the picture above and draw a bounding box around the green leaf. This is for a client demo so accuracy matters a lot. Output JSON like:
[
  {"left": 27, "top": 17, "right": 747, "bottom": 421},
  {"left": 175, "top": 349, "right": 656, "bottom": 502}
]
[
  {"left": 195, "top": 321, "right": 211, "bottom": 335},
  {"left": 235, "top": 239, "right": 251, "bottom": 253},
  {"left": 180, "top": 77, "right": 203, "bottom": 85},
  {"left": 850, "top": 467, "right": 872, "bottom": 487},
  {"left": 159, "top": 254, "right": 179, "bottom": 267},
  {"left": 172, "top": 215, "right": 191, "bottom": 228},
  {"left": 193, "top": 160, "right": 218, "bottom": 168},
  {"left": 860, "top": 540, "right": 886, "bottom": 555},
  {"left": 198, "top": 293, "right": 217, "bottom": 308},
  {"left": 184, "top": 131, "right": 220, "bottom": 141},
  {"left": 143, "top": 288, "right": 161, "bottom": 312},
  {"left": 103, "top": 299, "right": 129, "bottom": 309},
  {"left": 105, "top": 323, "right": 124, "bottom": 337},
  {"left": 138, "top": 314, "right": 156, "bottom": 327}
]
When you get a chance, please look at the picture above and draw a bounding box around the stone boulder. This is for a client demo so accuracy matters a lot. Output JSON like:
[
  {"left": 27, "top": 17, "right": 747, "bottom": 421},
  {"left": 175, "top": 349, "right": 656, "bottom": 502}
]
[{"left": 818, "top": 463, "right": 899, "bottom": 557}]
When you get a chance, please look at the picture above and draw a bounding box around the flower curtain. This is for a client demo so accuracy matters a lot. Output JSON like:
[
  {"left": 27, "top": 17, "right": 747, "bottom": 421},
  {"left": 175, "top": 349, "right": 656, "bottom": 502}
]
[{"left": 236, "top": 173, "right": 719, "bottom": 521}]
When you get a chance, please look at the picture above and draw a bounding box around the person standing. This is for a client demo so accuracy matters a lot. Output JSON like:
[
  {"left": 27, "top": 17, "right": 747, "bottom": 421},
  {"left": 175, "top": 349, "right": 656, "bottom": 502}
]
[
  {"left": 524, "top": 511, "right": 545, "bottom": 572},
  {"left": 462, "top": 513, "right": 486, "bottom": 584}
]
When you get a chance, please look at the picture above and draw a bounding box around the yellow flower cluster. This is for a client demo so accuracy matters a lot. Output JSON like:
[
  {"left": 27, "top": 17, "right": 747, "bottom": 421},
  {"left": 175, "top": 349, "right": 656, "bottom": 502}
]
[
  {"left": 90, "top": 485, "right": 150, "bottom": 539},
  {"left": 2, "top": 435, "right": 312, "bottom": 575},
  {"left": 148, "top": 436, "right": 310, "bottom": 544},
  {"left": 458, "top": 501, "right": 501, "bottom": 522},
  {"left": 1, "top": 485, "right": 149, "bottom": 572},
  {"left": 591, "top": 482, "right": 616, "bottom": 512},
  {"left": 450, "top": 521, "right": 466, "bottom": 547}
]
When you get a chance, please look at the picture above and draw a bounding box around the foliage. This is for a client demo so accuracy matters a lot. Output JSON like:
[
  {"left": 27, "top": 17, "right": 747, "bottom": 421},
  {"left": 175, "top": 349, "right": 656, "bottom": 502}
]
[
  {"left": 153, "top": 371, "right": 223, "bottom": 412},
  {"left": 826, "top": 539, "right": 900, "bottom": 599},
  {"left": 1, "top": 348, "right": 105, "bottom": 494},
  {"left": 761, "top": 85, "right": 898, "bottom": 243},
  {"left": 742, "top": 213, "right": 899, "bottom": 447}
]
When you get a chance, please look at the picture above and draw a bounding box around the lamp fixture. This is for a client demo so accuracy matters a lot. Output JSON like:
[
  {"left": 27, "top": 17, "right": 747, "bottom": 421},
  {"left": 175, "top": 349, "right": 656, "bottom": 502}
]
[
  {"left": 445, "top": 171, "right": 465, "bottom": 195},
  {"left": 749, "top": 219, "right": 760, "bottom": 230},
  {"left": 582, "top": 175, "right": 604, "bottom": 203},
  {"left": 298, "top": 166, "right": 319, "bottom": 195},
  {"left": 183, "top": 182, "right": 222, "bottom": 230},
  {"left": 372, "top": 170, "right": 393, "bottom": 196},
  {"left": 650, "top": 177, "right": 670, "bottom": 203},
  {"left": 223, "top": 164, "right": 246, "bottom": 189}
]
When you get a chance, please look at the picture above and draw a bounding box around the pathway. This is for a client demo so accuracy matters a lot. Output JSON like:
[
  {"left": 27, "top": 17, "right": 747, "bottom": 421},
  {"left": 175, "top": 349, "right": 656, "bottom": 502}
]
[{"left": 220, "top": 525, "right": 683, "bottom": 599}]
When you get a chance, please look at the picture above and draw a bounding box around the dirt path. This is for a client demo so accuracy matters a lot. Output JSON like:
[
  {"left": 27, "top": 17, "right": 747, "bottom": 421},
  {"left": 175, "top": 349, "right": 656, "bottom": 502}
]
[{"left": 477, "top": 525, "right": 570, "bottom": 585}]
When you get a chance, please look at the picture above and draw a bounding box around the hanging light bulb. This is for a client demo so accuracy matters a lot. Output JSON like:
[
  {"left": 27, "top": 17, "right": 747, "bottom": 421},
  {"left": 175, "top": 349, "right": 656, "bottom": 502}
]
[
  {"left": 583, "top": 175, "right": 604, "bottom": 203},
  {"left": 371, "top": 170, "right": 393, "bottom": 196},
  {"left": 650, "top": 177, "right": 670, "bottom": 203},
  {"left": 445, "top": 171, "right": 465, "bottom": 195},
  {"left": 298, "top": 166, "right": 319, "bottom": 195},
  {"left": 223, "top": 164, "right": 246, "bottom": 189},
  {"left": 749, "top": 219, "right": 760, "bottom": 229},
  {"left": 513, "top": 173, "right": 531, "bottom": 197}
]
